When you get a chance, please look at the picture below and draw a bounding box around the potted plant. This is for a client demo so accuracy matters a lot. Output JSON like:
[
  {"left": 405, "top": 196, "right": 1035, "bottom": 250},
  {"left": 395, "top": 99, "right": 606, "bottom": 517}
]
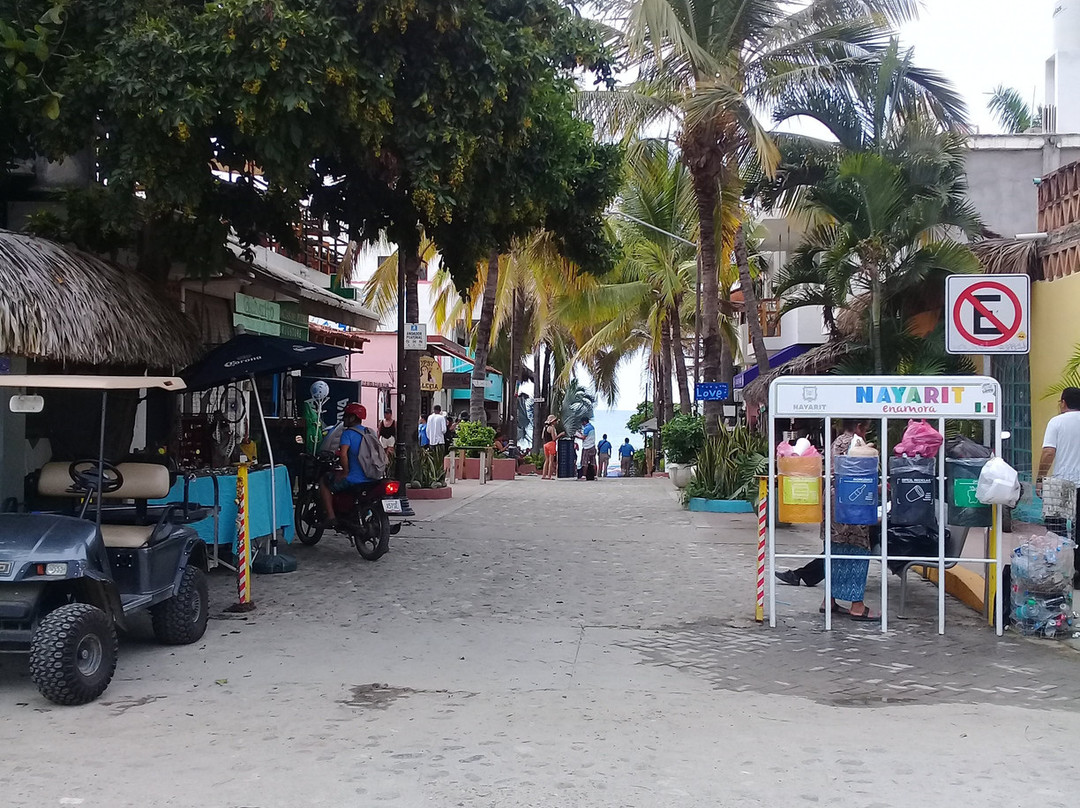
[
  {"left": 661, "top": 414, "right": 705, "bottom": 488},
  {"left": 682, "top": 427, "right": 769, "bottom": 512},
  {"left": 452, "top": 420, "right": 496, "bottom": 479}
]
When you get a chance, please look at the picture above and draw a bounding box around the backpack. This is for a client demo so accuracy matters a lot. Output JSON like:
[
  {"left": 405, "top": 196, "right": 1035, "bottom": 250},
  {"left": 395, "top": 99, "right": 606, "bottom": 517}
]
[{"left": 349, "top": 426, "right": 388, "bottom": 480}]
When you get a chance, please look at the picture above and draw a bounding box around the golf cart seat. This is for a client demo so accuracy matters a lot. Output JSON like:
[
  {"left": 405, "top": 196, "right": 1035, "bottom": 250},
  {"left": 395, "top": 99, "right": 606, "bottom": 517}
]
[{"left": 37, "top": 462, "right": 174, "bottom": 549}]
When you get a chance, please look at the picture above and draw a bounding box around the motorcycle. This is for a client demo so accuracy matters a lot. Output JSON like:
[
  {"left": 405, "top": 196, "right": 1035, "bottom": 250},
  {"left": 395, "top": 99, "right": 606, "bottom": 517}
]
[{"left": 294, "top": 452, "right": 402, "bottom": 561}]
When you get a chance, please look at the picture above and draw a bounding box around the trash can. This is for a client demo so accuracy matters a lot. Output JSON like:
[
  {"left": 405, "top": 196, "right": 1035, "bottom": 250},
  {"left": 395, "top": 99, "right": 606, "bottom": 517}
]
[
  {"left": 778, "top": 455, "right": 823, "bottom": 523},
  {"left": 946, "top": 458, "right": 992, "bottom": 527},
  {"left": 834, "top": 455, "right": 879, "bottom": 525},
  {"left": 890, "top": 456, "right": 937, "bottom": 527},
  {"left": 556, "top": 438, "right": 577, "bottom": 479}
]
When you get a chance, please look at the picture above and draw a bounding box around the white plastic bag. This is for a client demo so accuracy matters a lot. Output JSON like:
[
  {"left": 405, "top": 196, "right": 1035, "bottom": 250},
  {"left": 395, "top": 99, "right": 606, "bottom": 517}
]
[{"left": 976, "top": 456, "right": 1021, "bottom": 507}]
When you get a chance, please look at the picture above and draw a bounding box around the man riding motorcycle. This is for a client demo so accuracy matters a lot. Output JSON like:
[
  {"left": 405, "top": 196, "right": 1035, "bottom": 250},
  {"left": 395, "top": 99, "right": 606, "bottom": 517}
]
[{"left": 319, "top": 402, "right": 373, "bottom": 527}]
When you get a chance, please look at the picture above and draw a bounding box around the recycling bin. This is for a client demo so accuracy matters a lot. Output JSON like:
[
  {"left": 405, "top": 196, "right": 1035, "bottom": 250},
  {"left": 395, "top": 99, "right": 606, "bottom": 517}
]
[
  {"left": 946, "top": 458, "right": 992, "bottom": 527},
  {"left": 557, "top": 438, "right": 577, "bottom": 479},
  {"left": 778, "top": 455, "right": 823, "bottom": 523},
  {"left": 890, "top": 456, "right": 937, "bottom": 527},
  {"left": 834, "top": 455, "right": 879, "bottom": 525}
]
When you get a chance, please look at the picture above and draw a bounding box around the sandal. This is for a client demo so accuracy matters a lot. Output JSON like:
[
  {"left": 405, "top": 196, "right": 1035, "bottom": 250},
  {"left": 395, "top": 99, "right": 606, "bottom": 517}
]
[
  {"left": 819, "top": 603, "right": 842, "bottom": 614},
  {"left": 848, "top": 607, "right": 878, "bottom": 622}
]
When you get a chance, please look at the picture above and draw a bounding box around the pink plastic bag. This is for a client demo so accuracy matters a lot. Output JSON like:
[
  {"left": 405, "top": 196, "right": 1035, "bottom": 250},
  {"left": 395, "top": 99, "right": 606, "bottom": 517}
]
[
  {"left": 776, "top": 441, "right": 796, "bottom": 458},
  {"left": 893, "top": 420, "right": 944, "bottom": 457}
]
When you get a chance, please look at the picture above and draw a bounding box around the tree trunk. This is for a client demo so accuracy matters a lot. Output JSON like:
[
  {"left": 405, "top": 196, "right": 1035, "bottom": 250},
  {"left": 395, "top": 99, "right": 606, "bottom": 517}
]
[
  {"left": 670, "top": 301, "right": 691, "bottom": 413},
  {"left": 870, "top": 263, "right": 884, "bottom": 375},
  {"left": 470, "top": 250, "right": 499, "bottom": 423},
  {"left": 735, "top": 224, "right": 770, "bottom": 373},
  {"left": 399, "top": 234, "right": 422, "bottom": 455},
  {"left": 691, "top": 170, "right": 722, "bottom": 434},
  {"left": 531, "top": 348, "right": 543, "bottom": 452},
  {"left": 506, "top": 289, "right": 524, "bottom": 443},
  {"left": 718, "top": 332, "right": 734, "bottom": 433},
  {"left": 660, "top": 321, "right": 674, "bottom": 423},
  {"left": 651, "top": 350, "right": 663, "bottom": 467}
]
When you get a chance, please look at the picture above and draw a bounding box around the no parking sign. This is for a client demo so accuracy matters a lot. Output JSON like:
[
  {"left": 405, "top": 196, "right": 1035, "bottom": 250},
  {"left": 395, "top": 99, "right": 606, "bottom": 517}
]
[{"left": 945, "top": 274, "right": 1030, "bottom": 355}]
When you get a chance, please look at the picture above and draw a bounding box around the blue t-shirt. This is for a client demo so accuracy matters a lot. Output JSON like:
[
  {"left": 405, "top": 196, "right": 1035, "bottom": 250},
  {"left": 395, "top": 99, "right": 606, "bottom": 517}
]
[
  {"left": 618, "top": 443, "right": 635, "bottom": 458},
  {"left": 598, "top": 439, "right": 612, "bottom": 455},
  {"left": 340, "top": 427, "right": 371, "bottom": 485},
  {"left": 418, "top": 423, "right": 429, "bottom": 447}
]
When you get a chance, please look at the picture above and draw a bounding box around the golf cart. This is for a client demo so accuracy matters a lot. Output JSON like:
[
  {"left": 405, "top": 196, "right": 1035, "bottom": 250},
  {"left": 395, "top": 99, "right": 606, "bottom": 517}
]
[{"left": 0, "top": 375, "right": 210, "bottom": 705}]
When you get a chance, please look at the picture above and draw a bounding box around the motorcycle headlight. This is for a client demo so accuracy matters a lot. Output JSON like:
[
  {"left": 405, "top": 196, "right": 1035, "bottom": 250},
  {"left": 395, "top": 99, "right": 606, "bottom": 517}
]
[{"left": 35, "top": 562, "right": 68, "bottom": 577}]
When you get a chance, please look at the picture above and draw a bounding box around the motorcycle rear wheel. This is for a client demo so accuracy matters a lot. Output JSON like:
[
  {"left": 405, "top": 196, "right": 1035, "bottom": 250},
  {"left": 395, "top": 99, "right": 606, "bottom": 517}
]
[
  {"left": 294, "top": 488, "right": 324, "bottom": 546},
  {"left": 355, "top": 508, "right": 390, "bottom": 561}
]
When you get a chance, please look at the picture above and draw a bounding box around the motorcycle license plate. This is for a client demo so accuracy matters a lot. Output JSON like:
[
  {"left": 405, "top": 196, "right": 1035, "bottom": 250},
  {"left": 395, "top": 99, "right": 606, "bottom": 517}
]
[{"left": 382, "top": 498, "right": 402, "bottom": 514}]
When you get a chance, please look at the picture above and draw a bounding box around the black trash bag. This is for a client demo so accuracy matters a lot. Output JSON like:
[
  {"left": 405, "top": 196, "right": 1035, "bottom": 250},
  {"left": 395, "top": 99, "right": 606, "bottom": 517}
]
[
  {"left": 889, "top": 456, "right": 937, "bottom": 527},
  {"left": 945, "top": 435, "right": 992, "bottom": 460},
  {"left": 886, "top": 525, "right": 949, "bottom": 573}
]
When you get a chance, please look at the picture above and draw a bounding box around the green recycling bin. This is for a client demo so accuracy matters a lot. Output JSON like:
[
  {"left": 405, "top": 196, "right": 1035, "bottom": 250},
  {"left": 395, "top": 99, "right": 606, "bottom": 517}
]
[{"left": 946, "top": 458, "right": 992, "bottom": 527}]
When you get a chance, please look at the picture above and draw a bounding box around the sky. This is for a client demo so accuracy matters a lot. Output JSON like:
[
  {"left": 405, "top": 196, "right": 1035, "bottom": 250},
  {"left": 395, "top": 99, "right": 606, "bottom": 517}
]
[{"left": 600, "top": 0, "right": 1060, "bottom": 412}]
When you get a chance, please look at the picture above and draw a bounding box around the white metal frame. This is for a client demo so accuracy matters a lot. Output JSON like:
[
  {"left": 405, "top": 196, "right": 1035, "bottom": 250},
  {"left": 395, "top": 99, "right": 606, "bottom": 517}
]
[{"left": 767, "top": 376, "right": 1004, "bottom": 635}]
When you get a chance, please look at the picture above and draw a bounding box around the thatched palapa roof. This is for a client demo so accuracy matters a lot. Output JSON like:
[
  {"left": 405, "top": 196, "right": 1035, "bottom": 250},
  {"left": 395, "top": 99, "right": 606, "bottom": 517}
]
[
  {"left": 744, "top": 341, "right": 852, "bottom": 407},
  {"left": 0, "top": 229, "right": 198, "bottom": 367}
]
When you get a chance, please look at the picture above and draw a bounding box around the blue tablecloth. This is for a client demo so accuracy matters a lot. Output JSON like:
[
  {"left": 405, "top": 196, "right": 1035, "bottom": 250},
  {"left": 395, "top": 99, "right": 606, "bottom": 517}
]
[{"left": 152, "top": 466, "right": 294, "bottom": 549}]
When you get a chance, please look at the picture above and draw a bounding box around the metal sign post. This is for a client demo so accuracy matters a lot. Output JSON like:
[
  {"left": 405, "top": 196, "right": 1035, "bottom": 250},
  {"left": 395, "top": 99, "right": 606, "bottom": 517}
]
[{"left": 767, "top": 376, "right": 1004, "bottom": 636}]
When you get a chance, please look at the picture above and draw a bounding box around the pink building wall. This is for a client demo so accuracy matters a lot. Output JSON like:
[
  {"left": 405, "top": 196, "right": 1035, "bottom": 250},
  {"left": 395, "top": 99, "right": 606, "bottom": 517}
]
[{"left": 350, "top": 332, "right": 398, "bottom": 423}]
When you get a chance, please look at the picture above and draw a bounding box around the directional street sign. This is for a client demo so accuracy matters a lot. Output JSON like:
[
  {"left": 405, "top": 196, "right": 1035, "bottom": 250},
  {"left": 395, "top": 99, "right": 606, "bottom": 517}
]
[
  {"left": 404, "top": 322, "right": 428, "bottom": 351},
  {"left": 695, "top": 382, "right": 730, "bottom": 401},
  {"left": 945, "top": 274, "right": 1030, "bottom": 355}
]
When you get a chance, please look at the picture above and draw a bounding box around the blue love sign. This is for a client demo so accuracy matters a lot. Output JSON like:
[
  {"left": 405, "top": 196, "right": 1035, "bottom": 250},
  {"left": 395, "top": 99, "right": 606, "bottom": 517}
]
[{"left": 694, "top": 382, "right": 730, "bottom": 401}]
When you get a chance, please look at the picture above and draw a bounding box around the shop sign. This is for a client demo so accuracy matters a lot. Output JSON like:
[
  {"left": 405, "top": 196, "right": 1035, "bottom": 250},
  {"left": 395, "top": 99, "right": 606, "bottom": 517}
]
[
  {"left": 419, "top": 356, "right": 443, "bottom": 391},
  {"left": 442, "top": 372, "right": 471, "bottom": 389},
  {"left": 770, "top": 376, "right": 1000, "bottom": 418},
  {"left": 233, "top": 311, "right": 280, "bottom": 337},
  {"left": 235, "top": 293, "right": 280, "bottom": 323}
]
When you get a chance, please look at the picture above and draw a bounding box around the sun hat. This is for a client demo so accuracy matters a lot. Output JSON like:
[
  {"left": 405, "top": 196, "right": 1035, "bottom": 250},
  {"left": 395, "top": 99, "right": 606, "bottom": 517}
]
[{"left": 545, "top": 414, "right": 556, "bottom": 423}]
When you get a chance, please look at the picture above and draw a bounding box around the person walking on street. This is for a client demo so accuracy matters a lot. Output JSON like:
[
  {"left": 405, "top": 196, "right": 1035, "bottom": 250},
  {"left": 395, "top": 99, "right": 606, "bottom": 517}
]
[
  {"left": 597, "top": 434, "right": 612, "bottom": 479},
  {"left": 541, "top": 415, "right": 564, "bottom": 480},
  {"left": 576, "top": 417, "right": 597, "bottom": 479},
  {"left": 618, "top": 438, "right": 635, "bottom": 477},
  {"left": 426, "top": 404, "right": 447, "bottom": 448},
  {"left": 1037, "top": 386, "right": 1080, "bottom": 589},
  {"left": 378, "top": 408, "right": 397, "bottom": 462}
]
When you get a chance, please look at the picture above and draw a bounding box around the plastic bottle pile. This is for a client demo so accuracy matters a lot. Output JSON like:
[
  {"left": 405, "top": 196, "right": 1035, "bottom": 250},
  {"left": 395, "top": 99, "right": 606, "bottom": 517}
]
[{"left": 1010, "top": 533, "right": 1076, "bottom": 639}]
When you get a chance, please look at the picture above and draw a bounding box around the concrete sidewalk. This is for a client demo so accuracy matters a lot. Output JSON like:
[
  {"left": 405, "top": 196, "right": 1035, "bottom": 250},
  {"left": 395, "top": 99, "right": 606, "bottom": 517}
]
[{"left": 1, "top": 476, "right": 1077, "bottom": 808}]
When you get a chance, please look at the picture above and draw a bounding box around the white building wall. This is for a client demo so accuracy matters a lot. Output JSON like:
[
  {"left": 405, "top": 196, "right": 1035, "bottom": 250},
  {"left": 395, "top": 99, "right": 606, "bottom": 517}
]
[{"left": 1048, "top": 0, "right": 1080, "bottom": 132}]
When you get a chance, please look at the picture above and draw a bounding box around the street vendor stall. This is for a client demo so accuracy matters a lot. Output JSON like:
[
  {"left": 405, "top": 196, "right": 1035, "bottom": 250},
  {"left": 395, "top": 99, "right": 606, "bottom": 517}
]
[{"left": 180, "top": 332, "right": 350, "bottom": 574}]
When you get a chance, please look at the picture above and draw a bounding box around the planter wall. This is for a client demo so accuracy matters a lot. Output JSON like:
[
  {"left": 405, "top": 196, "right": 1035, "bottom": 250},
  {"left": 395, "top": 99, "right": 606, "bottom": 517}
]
[
  {"left": 491, "top": 458, "right": 516, "bottom": 481},
  {"left": 687, "top": 498, "right": 754, "bottom": 513},
  {"left": 408, "top": 486, "right": 453, "bottom": 500}
]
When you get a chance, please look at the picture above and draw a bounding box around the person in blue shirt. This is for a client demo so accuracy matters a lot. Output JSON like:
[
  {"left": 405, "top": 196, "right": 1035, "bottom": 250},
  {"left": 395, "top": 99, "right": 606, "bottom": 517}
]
[
  {"left": 618, "top": 437, "right": 635, "bottom": 477},
  {"left": 597, "top": 434, "right": 613, "bottom": 478},
  {"left": 319, "top": 402, "right": 371, "bottom": 526},
  {"left": 418, "top": 415, "right": 430, "bottom": 447}
]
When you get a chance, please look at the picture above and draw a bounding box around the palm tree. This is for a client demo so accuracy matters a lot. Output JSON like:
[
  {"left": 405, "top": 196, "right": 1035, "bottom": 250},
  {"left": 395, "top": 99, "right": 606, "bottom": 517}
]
[
  {"left": 777, "top": 126, "right": 982, "bottom": 374},
  {"left": 588, "top": 0, "right": 935, "bottom": 430},
  {"left": 988, "top": 85, "right": 1041, "bottom": 134}
]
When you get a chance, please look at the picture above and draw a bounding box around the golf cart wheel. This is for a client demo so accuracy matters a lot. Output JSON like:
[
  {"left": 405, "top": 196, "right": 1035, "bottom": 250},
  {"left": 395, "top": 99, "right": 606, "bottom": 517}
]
[
  {"left": 29, "top": 603, "right": 118, "bottom": 706},
  {"left": 294, "top": 489, "right": 324, "bottom": 546},
  {"left": 151, "top": 565, "right": 209, "bottom": 645},
  {"left": 355, "top": 510, "right": 390, "bottom": 561}
]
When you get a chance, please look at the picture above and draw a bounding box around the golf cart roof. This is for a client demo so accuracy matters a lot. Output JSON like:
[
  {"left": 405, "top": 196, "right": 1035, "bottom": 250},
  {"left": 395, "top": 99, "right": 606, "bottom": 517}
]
[{"left": 0, "top": 375, "right": 186, "bottom": 391}]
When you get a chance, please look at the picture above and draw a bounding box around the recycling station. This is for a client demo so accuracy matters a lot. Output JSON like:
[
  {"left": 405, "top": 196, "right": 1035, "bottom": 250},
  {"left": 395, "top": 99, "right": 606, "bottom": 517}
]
[{"left": 766, "top": 375, "right": 1005, "bottom": 635}]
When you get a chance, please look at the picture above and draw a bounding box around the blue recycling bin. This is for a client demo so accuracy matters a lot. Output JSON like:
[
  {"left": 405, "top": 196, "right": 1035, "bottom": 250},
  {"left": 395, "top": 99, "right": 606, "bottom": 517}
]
[
  {"left": 557, "top": 438, "right": 577, "bottom": 479},
  {"left": 834, "top": 455, "right": 879, "bottom": 525}
]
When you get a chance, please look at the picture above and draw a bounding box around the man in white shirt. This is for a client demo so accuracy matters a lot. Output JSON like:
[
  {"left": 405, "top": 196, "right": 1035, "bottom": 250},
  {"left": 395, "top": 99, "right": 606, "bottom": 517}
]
[
  {"left": 576, "top": 417, "right": 597, "bottom": 478},
  {"left": 425, "top": 404, "right": 447, "bottom": 447},
  {"left": 1037, "top": 386, "right": 1080, "bottom": 588}
]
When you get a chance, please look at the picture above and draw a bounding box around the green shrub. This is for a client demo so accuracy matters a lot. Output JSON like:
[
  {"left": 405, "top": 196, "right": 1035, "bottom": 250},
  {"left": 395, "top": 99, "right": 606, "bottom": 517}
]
[
  {"left": 682, "top": 426, "right": 769, "bottom": 505},
  {"left": 452, "top": 420, "right": 496, "bottom": 457},
  {"left": 661, "top": 413, "right": 705, "bottom": 464}
]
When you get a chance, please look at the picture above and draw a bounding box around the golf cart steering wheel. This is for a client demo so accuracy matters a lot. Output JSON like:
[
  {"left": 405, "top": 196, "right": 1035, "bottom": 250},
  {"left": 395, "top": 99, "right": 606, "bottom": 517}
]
[{"left": 68, "top": 460, "right": 124, "bottom": 494}]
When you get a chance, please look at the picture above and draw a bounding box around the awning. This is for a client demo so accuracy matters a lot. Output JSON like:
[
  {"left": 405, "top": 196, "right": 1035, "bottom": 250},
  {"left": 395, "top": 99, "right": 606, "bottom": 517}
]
[
  {"left": 734, "top": 343, "right": 814, "bottom": 390},
  {"left": 427, "top": 334, "right": 500, "bottom": 375},
  {"left": 309, "top": 323, "right": 369, "bottom": 351},
  {"left": 227, "top": 238, "right": 380, "bottom": 330}
]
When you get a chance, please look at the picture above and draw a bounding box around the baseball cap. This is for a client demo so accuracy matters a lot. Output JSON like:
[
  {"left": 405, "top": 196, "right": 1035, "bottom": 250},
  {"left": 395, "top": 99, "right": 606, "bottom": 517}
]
[{"left": 344, "top": 403, "right": 366, "bottom": 420}]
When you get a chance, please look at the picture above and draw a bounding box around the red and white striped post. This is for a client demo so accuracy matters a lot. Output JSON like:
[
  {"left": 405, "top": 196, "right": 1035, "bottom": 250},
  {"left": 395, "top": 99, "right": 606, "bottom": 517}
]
[{"left": 756, "top": 476, "right": 767, "bottom": 624}]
